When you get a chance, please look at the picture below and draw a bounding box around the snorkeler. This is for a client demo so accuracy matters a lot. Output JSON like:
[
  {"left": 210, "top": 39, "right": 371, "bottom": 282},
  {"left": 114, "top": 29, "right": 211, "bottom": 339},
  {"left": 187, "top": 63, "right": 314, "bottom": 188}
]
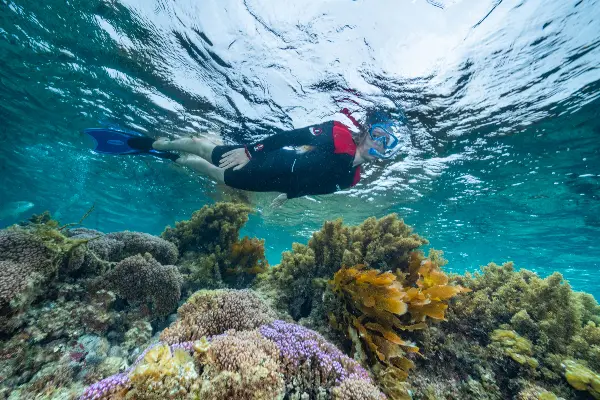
[{"left": 84, "top": 110, "right": 400, "bottom": 207}]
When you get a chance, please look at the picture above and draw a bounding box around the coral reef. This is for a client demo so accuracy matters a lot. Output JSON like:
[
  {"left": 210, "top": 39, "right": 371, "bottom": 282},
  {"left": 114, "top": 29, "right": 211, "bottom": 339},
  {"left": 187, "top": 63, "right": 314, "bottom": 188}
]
[
  {"left": 255, "top": 215, "right": 465, "bottom": 399},
  {"left": 162, "top": 202, "right": 268, "bottom": 289},
  {"left": 409, "top": 261, "right": 600, "bottom": 399},
  {"left": 67, "top": 229, "right": 178, "bottom": 275},
  {"left": 490, "top": 329, "right": 539, "bottom": 369},
  {"left": 160, "top": 289, "right": 277, "bottom": 344},
  {"left": 4, "top": 208, "right": 600, "bottom": 400},
  {"left": 259, "top": 320, "right": 381, "bottom": 398},
  {"left": 200, "top": 330, "right": 285, "bottom": 399},
  {"left": 0, "top": 217, "right": 182, "bottom": 398},
  {"left": 162, "top": 202, "right": 254, "bottom": 254},
  {"left": 0, "top": 225, "right": 91, "bottom": 333},
  {"left": 92, "top": 253, "right": 183, "bottom": 318},
  {"left": 83, "top": 287, "right": 385, "bottom": 400},
  {"left": 562, "top": 359, "right": 600, "bottom": 399}
]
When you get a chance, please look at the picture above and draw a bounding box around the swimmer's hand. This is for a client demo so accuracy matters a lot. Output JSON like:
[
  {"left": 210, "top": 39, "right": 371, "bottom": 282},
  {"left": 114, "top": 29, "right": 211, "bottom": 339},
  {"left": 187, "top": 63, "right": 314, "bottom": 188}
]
[
  {"left": 219, "top": 148, "right": 250, "bottom": 170},
  {"left": 271, "top": 193, "right": 288, "bottom": 208}
]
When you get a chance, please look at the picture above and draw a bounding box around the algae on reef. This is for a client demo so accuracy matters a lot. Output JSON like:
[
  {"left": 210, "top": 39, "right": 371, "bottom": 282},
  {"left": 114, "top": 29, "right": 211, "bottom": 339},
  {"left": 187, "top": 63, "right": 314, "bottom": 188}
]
[{"left": 1, "top": 203, "right": 599, "bottom": 400}]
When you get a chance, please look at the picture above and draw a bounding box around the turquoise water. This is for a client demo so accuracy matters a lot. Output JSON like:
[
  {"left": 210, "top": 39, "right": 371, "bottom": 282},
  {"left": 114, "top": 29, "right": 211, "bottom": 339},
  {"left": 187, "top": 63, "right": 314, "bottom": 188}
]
[{"left": 1, "top": 0, "right": 599, "bottom": 298}]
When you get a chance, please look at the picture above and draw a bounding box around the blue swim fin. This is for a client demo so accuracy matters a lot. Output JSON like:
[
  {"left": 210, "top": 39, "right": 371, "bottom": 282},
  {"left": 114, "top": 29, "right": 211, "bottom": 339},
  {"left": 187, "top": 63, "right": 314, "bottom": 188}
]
[{"left": 84, "top": 128, "right": 179, "bottom": 161}]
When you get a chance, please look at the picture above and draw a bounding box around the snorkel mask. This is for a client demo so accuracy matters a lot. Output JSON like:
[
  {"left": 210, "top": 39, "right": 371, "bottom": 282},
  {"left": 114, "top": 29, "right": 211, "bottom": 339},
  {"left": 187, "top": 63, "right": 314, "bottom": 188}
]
[{"left": 369, "top": 121, "right": 398, "bottom": 159}]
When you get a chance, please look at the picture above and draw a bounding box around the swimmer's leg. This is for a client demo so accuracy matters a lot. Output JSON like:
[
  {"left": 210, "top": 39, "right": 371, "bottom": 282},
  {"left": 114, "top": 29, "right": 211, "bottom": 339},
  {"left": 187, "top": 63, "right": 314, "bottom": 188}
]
[
  {"left": 154, "top": 137, "right": 216, "bottom": 162},
  {"left": 176, "top": 154, "right": 225, "bottom": 184}
]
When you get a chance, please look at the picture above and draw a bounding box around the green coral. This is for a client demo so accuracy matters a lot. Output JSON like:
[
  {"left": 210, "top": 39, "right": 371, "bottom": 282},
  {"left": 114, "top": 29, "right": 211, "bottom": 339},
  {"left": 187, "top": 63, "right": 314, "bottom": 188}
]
[
  {"left": 410, "top": 261, "right": 600, "bottom": 399},
  {"left": 562, "top": 360, "right": 600, "bottom": 399},
  {"left": 490, "top": 329, "right": 539, "bottom": 369}
]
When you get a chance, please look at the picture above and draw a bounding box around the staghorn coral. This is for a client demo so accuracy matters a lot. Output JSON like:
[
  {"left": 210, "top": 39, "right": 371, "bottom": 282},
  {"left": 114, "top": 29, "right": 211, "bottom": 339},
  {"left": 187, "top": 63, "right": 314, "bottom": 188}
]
[
  {"left": 200, "top": 330, "right": 285, "bottom": 399},
  {"left": 160, "top": 289, "right": 277, "bottom": 343},
  {"left": 92, "top": 253, "right": 182, "bottom": 318},
  {"left": 162, "top": 202, "right": 267, "bottom": 288}
]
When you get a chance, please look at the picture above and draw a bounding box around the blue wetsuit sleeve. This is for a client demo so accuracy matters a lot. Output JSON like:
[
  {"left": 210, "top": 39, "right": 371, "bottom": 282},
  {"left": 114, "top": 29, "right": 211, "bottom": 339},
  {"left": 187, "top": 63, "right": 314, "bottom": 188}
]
[{"left": 247, "top": 127, "right": 317, "bottom": 157}]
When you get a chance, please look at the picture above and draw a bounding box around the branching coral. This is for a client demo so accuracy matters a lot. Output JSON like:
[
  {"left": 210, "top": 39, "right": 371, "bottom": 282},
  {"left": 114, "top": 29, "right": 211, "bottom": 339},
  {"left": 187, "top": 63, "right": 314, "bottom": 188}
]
[
  {"left": 258, "top": 320, "right": 377, "bottom": 397},
  {"left": 92, "top": 253, "right": 182, "bottom": 318},
  {"left": 160, "top": 289, "right": 277, "bottom": 344},
  {"left": 200, "top": 330, "right": 285, "bottom": 399},
  {"left": 84, "top": 321, "right": 385, "bottom": 400},
  {"left": 83, "top": 285, "right": 386, "bottom": 400}
]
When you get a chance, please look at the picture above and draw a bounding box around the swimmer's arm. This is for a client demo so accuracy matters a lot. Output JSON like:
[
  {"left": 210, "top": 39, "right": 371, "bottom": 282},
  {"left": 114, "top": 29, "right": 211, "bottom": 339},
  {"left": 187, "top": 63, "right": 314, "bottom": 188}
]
[{"left": 246, "top": 127, "right": 316, "bottom": 157}]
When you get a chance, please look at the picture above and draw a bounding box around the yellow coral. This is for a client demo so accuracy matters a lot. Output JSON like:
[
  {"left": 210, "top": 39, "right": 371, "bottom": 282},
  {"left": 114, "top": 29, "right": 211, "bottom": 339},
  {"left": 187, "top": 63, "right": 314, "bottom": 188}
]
[
  {"left": 491, "top": 329, "right": 539, "bottom": 369},
  {"left": 128, "top": 344, "right": 199, "bottom": 399},
  {"left": 563, "top": 359, "right": 600, "bottom": 399}
]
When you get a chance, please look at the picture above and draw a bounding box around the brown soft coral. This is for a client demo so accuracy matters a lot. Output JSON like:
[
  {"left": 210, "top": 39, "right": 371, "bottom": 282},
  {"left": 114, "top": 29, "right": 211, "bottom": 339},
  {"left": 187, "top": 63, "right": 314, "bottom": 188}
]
[
  {"left": 226, "top": 236, "right": 269, "bottom": 276},
  {"left": 160, "top": 289, "right": 277, "bottom": 344},
  {"left": 163, "top": 202, "right": 266, "bottom": 288},
  {"left": 161, "top": 202, "right": 253, "bottom": 254}
]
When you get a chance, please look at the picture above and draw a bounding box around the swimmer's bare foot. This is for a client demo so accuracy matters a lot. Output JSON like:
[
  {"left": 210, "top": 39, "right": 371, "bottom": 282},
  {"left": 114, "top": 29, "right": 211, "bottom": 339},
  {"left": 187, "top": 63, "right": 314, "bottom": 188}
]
[{"left": 152, "top": 137, "right": 172, "bottom": 151}]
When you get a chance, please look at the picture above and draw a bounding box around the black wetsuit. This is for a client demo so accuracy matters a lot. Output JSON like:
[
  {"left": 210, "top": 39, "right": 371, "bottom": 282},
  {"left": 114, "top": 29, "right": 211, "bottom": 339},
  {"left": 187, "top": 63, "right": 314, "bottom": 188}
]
[{"left": 211, "top": 121, "right": 361, "bottom": 199}]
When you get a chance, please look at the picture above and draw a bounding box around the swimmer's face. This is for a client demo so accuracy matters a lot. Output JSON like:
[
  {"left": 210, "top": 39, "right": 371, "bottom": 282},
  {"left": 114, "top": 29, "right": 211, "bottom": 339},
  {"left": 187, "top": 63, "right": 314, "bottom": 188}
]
[{"left": 360, "top": 127, "right": 388, "bottom": 161}]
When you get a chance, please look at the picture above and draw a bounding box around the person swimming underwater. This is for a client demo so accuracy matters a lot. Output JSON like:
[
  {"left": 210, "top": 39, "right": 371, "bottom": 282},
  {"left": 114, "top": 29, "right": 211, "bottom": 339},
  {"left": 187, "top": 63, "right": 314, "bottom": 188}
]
[{"left": 84, "top": 110, "right": 400, "bottom": 207}]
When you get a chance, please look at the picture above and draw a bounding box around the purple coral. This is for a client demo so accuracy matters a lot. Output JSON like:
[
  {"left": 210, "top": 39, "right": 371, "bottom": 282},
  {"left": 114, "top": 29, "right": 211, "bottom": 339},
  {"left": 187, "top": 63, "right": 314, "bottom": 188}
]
[
  {"left": 79, "top": 372, "right": 129, "bottom": 400},
  {"left": 80, "top": 341, "right": 196, "bottom": 399},
  {"left": 259, "top": 320, "right": 371, "bottom": 384}
]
